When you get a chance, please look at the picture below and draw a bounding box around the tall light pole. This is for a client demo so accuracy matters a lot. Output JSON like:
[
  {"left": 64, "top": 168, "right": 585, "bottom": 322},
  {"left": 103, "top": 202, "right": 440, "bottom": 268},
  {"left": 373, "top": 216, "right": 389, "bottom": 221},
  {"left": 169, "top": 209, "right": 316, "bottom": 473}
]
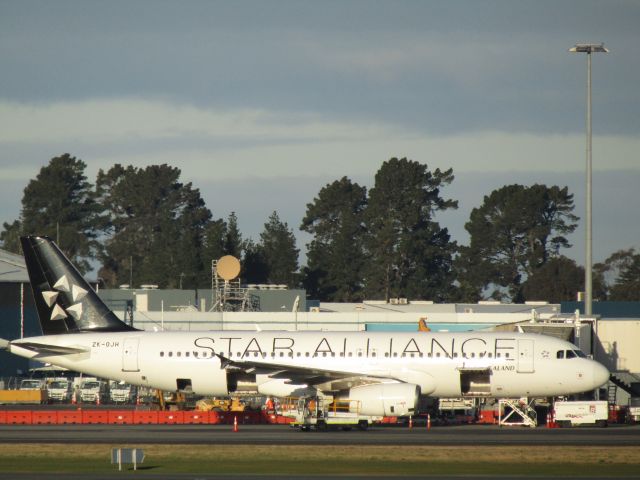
[{"left": 569, "top": 43, "right": 609, "bottom": 317}]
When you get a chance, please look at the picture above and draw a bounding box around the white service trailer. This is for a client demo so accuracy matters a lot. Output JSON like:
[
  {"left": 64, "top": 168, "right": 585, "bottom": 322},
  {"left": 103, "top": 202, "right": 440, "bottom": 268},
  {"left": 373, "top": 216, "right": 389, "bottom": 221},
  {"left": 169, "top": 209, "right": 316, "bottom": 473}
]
[{"left": 554, "top": 400, "right": 608, "bottom": 427}]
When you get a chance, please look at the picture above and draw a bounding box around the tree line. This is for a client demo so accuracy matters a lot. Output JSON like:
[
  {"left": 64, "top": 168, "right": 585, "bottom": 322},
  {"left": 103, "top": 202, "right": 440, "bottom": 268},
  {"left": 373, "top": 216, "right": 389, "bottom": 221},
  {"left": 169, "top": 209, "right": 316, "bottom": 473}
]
[{"left": 1, "top": 154, "right": 638, "bottom": 302}]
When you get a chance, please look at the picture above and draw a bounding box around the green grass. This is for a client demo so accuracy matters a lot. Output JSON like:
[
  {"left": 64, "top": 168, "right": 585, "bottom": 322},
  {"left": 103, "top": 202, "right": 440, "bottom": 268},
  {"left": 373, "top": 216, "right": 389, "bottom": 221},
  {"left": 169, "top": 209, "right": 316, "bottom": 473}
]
[{"left": 0, "top": 444, "right": 638, "bottom": 476}]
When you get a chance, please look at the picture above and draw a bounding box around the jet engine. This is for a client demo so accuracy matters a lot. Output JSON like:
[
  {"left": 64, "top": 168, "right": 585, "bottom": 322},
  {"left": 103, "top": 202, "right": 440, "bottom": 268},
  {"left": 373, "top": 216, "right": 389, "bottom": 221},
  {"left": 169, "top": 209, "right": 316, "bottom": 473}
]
[
  {"left": 256, "top": 376, "right": 313, "bottom": 397},
  {"left": 338, "top": 383, "right": 420, "bottom": 417}
]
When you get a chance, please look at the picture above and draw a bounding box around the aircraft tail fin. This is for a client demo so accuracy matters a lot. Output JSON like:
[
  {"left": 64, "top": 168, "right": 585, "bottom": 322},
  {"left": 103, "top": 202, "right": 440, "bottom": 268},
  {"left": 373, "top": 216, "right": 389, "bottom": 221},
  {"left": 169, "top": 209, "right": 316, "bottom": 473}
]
[{"left": 20, "top": 236, "right": 137, "bottom": 334}]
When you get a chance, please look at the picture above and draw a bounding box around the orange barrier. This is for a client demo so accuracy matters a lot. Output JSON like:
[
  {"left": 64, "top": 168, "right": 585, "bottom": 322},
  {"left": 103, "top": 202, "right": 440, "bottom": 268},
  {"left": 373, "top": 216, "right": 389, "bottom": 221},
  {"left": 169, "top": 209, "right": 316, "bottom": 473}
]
[
  {"left": 158, "top": 411, "right": 184, "bottom": 424},
  {"left": 57, "top": 410, "right": 82, "bottom": 424},
  {"left": 183, "top": 411, "right": 209, "bottom": 424},
  {"left": 133, "top": 411, "right": 159, "bottom": 424},
  {"left": 32, "top": 411, "right": 58, "bottom": 424},
  {"left": 108, "top": 411, "right": 134, "bottom": 424},
  {"left": 217, "top": 412, "right": 231, "bottom": 424},
  {"left": 208, "top": 411, "right": 220, "bottom": 424},
  {"left": 82, "top": 410, "right": 109, "bottom": 424},
  {"left": 0, "top": 409, "right": 293, "bottom": 425},
  {"left": 5, "top": 411, "right": 32, "bottom": 424}
]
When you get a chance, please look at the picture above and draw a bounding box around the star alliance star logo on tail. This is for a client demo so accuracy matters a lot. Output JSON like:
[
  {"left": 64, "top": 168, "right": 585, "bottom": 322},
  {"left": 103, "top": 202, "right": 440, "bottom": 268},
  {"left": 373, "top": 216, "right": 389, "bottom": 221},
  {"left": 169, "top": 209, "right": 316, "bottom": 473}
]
[{"left": 41, "top": 274, "right": 88, "bottom": 322}]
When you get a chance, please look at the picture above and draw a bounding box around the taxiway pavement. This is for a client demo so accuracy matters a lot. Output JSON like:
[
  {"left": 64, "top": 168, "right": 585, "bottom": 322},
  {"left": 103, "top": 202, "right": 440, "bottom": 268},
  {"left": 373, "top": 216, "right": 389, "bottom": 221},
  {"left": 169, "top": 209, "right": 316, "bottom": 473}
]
[{"left": 0, "top": 423, "right": 639, "bottom": 446}]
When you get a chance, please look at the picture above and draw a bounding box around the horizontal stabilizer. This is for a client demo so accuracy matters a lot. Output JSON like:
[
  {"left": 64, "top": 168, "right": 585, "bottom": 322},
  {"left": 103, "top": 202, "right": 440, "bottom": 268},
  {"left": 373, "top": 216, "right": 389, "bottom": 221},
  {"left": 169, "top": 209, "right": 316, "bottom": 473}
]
[{"left": 11, "top": 341, "right": 89, "bottom": 356}]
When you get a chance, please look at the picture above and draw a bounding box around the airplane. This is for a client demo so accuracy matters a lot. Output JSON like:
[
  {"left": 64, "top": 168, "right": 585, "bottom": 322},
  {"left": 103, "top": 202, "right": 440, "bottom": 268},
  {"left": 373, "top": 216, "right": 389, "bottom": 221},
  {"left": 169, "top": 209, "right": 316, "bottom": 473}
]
[{"left": 0, "top": 236, "right": 609, "bottom": 417}]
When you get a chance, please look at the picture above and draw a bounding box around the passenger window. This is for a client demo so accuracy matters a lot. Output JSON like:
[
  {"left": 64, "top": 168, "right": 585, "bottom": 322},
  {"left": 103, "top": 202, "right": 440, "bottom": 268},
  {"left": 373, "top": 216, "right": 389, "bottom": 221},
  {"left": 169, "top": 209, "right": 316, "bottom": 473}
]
[
  {"left": 384, "top": 352, "right": 389, "bottom": 358},
  {"left": 505, "top": 353, "right": 510, "bottom": 358},
  {"left": 193, "top": 351, "right": 198, "bottom": 357},
  {"left": 280, "top": 352, "right": 285, "bottom": 357},
  {"left": 393, "top": 352, "right": 398, "bottom": 358},
  {"left": 185, "top": 352, "right": 190, "bottom": 357},
  {"left": 305, "top": 352, "right": 310, "bottom": 357},
  {"left": 160, "top": 351, "right": 164, "bottom": 357},
  {"left": 488, "top": 353, "right": 493, "bottom": 358},
  {"left": 557, "top": 350, "right": 564, "bottom": 359},
  {"left": 348, "top": 352, "right": 353, "bottom": 357},
  {"left": 436, "top": 353, "right": 440, "bottom": 358},
  {"left": 168, "top": 352, "right": 173, "bottom": 357}
]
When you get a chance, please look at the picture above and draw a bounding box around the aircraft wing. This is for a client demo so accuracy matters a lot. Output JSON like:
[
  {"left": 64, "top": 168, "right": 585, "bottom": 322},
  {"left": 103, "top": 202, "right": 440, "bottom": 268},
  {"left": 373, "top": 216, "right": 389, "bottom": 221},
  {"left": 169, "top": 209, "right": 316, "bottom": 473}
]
[
  {"left": 216, "top": 353, "right": 395, "bottom": 390},
  {"left": 9, "top": 341, "right": 89, "bottom": 356}
]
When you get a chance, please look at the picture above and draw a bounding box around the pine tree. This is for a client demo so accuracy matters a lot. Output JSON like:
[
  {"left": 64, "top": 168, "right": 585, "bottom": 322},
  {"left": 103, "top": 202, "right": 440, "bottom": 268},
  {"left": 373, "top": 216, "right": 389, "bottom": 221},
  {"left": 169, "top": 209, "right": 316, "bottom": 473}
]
[
  {"left": 0, "top": 154, "right": 100, "bottom": 272},
  {"left": 96, "top": 164, "right": 211, "bottom": 288},
  {"left": 301, "top": 177, "right": 367, "bottom": 301},
  {"left": 364, "top": 158, "right": 458, "bottom": 302},
  {"left": 459, "top": 184, "right": 578, "bottom": 302},
  {"left": 259, "top": 211, "right": 299, "bottom": 287}
]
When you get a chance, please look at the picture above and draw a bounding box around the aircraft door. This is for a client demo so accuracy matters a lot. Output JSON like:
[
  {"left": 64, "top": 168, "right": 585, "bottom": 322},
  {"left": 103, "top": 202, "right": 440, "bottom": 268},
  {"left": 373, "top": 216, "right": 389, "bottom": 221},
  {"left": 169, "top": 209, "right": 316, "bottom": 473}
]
[
  {"left": 122, "top": 338, "right": 140, "bottom": 372},
  {"left": 517, "top": 339, "right": 534, "bottom": 373}
]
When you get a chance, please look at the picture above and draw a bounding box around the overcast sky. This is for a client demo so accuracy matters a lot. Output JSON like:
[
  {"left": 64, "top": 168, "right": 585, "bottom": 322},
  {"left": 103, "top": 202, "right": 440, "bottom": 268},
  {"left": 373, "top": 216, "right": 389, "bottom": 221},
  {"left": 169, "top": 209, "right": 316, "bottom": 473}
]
[{"left": 1, "top": 0, "right": 639, "bottom": 267}]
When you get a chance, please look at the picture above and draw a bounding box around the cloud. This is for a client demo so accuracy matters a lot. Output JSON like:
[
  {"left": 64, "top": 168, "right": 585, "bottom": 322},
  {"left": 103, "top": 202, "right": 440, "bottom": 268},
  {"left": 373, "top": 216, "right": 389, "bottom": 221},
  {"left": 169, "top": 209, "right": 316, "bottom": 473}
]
[{"left": 1, "top": 98, "right": 638, "bottom": 182}]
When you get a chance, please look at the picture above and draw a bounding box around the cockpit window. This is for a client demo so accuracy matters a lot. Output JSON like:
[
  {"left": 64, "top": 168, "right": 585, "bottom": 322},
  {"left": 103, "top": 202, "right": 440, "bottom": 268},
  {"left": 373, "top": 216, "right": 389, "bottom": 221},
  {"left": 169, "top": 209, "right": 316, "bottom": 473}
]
[
  {"left": 565, "top": 350, "right": 577, "bottom": 359},
  {"left": 575, "top": 350, "right": 587, "bottom": 358},
  {"left": 557, "top": 350, "right": 564, "bottom": 359}
]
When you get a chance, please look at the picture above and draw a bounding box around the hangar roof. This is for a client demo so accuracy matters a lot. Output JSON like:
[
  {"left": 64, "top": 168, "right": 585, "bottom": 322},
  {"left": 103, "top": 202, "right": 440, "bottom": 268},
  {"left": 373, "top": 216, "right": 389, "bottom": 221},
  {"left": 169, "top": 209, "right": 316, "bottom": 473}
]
[{"left": 0, "top": 248, "right": 28, "bottom": 283}]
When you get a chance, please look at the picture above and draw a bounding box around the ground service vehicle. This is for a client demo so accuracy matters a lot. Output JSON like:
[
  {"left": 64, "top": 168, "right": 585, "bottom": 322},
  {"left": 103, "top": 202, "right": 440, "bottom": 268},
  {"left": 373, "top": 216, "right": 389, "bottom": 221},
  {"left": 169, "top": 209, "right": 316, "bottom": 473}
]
[
  {"left": 80, "top": 378, "right": 108, "bottom": 404},
  {"left": 554, "top": 400, "right": 608, "bottom": 427},
  {"left": 47, "top": 378, "right": 72, "bottom": 402},
  {"left": 290, "top": 397, "right": 372, "bottom": 431},
  {"left": 109, "top": 381, "right": 136, "bottom": 403},
  {"left": 19, "top": 379, "right": 45, "bottom": 390},
  {"left": 196, "top": 397, "right": 245, "bottom": 412}
]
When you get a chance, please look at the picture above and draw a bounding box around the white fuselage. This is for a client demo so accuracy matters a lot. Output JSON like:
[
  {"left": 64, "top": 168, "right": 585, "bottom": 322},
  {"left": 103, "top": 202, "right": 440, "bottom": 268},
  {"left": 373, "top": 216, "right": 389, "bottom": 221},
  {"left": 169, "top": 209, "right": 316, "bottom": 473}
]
[{"left": 9, "top": 330, "right": 609, "bottom": 399}]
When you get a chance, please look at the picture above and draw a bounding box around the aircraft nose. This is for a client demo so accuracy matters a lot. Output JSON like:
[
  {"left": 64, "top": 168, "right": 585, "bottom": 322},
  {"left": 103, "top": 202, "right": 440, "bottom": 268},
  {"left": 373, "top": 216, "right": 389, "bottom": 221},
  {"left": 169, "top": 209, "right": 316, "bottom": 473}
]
[{"left": 592, "top": 361, "right": 610, "bottom": 389}]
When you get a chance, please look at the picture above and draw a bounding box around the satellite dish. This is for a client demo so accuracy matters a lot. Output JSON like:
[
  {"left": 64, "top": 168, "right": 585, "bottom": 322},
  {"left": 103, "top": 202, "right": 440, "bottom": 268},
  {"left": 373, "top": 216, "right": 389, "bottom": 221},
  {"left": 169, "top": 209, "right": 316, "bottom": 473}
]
[{"left": 217, "top": 255, "right": 241, "bottom": 281}]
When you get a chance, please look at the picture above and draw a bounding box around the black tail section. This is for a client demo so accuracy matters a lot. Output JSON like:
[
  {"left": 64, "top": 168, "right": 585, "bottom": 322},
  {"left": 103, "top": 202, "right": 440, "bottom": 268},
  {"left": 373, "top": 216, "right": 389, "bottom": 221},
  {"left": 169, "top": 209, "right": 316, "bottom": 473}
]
[{"left": 20, "top": 236, "right": 136, "bottom": 334}]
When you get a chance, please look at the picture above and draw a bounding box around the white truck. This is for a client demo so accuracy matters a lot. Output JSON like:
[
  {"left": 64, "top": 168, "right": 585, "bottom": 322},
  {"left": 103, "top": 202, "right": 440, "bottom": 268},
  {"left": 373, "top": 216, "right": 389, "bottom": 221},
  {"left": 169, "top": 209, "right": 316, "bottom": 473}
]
[
  {"left": 554, "top": 400, "right": 608, "bottom": 427},
  {"left": 109, "top": 381, "right": 136, "bottom": 404},
  {"left": 80, "top": 378, "right": 108, "bottom": 404},
  {"left": 47, "top": 379, "right": 73, "bottom": 402},
  {"left": 19, "top": 379, "right": 45, "bottom": 391},
  {"left": 627, "top": 398, "right": 640, "bottom": 423}
]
